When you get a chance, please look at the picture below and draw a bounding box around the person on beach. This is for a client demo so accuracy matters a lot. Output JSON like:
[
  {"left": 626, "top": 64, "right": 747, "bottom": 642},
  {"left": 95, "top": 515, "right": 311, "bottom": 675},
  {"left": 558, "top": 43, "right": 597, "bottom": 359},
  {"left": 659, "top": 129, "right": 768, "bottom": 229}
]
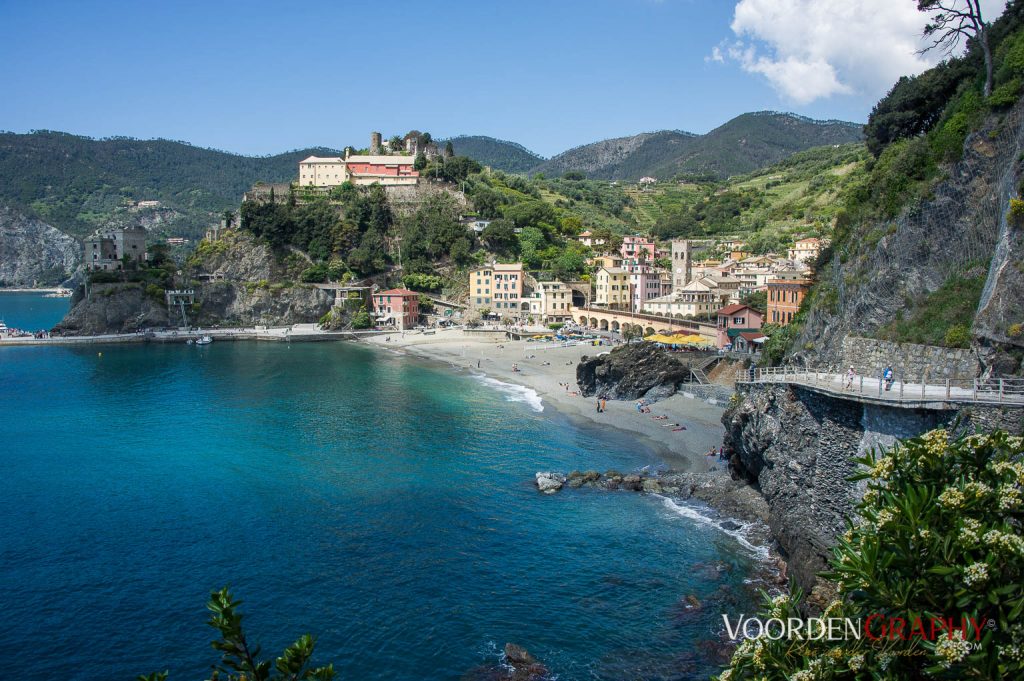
[
  {"left": 601, "top": 397, "right": 607, "bottom": 412},
  {"left": 596, "top": 397, "right": 603, "bottom": 413},
  {"left": 844, "top": 365, "right": 856, "bottom": 390}
]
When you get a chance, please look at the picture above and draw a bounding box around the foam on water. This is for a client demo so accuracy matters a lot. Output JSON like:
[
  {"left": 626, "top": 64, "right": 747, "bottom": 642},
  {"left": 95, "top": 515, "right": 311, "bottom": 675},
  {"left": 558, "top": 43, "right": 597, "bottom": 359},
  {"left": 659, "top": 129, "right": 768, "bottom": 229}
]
[
  {"left": 471, "top": 374, "right": 544, "bottom": 412},
  {"left": 656, "top": 495, "right": 772, "bottom": 561}
]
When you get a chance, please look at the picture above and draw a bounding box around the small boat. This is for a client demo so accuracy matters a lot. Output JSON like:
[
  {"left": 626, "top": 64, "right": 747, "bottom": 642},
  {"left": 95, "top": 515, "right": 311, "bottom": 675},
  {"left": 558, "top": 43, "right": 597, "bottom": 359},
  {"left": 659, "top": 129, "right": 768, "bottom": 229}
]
[{"left": 195, "top": 335, "right": 213, "bottom": 345}]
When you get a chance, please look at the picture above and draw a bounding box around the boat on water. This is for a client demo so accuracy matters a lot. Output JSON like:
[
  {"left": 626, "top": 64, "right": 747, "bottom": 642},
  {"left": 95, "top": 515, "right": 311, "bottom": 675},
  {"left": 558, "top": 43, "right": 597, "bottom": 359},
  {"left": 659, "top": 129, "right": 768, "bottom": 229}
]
[{"left": 195, "top": 335, "right": 213, "bottom": 345}]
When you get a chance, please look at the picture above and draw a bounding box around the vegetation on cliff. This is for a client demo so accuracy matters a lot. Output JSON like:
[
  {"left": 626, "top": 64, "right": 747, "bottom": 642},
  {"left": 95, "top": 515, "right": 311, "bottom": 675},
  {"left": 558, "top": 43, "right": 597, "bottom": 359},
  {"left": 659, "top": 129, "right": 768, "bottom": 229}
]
[{"left": 717, "top": 429, "right": 1024, "bottom": 680}]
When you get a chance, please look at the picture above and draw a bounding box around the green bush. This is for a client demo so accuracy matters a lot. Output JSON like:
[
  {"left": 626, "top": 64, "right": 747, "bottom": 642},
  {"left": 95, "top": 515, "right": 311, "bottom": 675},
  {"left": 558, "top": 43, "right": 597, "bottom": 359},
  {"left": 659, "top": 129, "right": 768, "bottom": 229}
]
[
  {"left": 945, "top": 323, "right": 973, "bottom": 348},
  {"left": 300, "top": 263, "right": 328, "bottom": 283},
  {"left": 351, "top": 308, "right": 372, "bottom": 329},
  {"left": 989, "top": 79, "right": 1022, "bottom": 108},
  {"left": 929, "top": 89, "right": 985, "bottom": 163},
  {"left": 718, "top": 429, "right": 1024, "bottom": 680}
]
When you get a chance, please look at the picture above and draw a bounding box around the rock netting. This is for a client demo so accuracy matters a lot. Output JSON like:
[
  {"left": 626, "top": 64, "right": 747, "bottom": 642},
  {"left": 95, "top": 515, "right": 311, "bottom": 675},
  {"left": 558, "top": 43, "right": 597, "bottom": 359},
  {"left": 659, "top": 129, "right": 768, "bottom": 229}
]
[
  {"left": 840, "top": 336, "right": 980, "bottom": 381},
  {"left": 0, "top": 205, "right": 79, "bottom": 286}
]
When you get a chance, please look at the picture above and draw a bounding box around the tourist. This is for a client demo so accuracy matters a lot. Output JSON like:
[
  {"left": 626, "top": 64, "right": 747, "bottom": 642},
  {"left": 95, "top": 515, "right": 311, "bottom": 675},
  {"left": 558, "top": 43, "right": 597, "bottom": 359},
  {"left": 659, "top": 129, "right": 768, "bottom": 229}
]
[
  {"left": 600, "top": 397, "right": 607, "bottom": 412},
  {"left": 596, "top": 397, "right": 603, "bottom": 413},
  {"left": 883, "top": 365, "right": 894, "bottom": 391},
  {"left": 844, "top": 366, "right": 856, "bottom": 390}
]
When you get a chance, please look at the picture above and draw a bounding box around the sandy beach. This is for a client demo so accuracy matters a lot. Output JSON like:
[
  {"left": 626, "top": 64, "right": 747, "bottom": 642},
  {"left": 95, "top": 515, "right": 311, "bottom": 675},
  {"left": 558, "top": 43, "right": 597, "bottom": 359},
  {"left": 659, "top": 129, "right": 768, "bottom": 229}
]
[{"left": 365, "top": 328, "right": 730, "bottom": 473}]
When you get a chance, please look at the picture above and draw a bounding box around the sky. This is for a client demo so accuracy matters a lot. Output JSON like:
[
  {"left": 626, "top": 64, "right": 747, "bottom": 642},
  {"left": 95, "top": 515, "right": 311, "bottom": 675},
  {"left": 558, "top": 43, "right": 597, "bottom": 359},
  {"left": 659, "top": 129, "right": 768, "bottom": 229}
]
[{"left": 0, "top": 0, "right": 1009, "bottom": 158}]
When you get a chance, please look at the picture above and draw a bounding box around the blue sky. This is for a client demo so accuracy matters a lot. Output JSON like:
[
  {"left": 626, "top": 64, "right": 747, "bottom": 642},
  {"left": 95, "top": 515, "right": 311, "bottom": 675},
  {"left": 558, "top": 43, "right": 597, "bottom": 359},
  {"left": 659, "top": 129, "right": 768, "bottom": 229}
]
[{"left": 0, "top": 0, "right": 997, "bottom": 157}]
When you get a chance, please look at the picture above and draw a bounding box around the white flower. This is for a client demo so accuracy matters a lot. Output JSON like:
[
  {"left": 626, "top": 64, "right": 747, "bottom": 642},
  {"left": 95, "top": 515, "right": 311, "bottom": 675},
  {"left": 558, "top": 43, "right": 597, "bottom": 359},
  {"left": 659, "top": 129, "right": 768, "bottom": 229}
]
[
  {"left": 870, "top": 456, "right": 894, "bottom": 480},
  {"left": 965, "top": 481, "right": 992, "bottom": 498},
  {"left": 998, "top": 485, "right": 1022, "bottom": 511},
  {"left": 848, "top": 653, "right": 865, "bottom": 671},
  {"left": 877, "top": 509, "right": 896, "bottom": 528},
  {"left": 963, "top": 562, "right": 989, "bottom": 586},
  {"left": 938, "top": 487, "right": 965, "bottom": 509},
  {"left": 935, "top": 630, "right": 973, "bottom": 667}
]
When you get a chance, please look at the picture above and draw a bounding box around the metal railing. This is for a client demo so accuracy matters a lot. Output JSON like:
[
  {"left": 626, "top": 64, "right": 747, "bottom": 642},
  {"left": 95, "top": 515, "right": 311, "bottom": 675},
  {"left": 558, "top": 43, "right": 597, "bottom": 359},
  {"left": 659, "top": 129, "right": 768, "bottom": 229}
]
[{"left": 739, "top": 367, "right": 1024, "bottom": 405}]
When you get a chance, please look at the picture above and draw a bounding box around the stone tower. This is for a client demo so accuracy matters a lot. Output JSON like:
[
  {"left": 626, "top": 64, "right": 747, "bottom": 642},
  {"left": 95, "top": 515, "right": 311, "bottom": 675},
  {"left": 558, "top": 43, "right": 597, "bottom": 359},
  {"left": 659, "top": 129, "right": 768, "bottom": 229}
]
[
  {"left": 671, "top": 239, "right": 692, "bottom": 292},
  {"left": 370, "top": 131, "right": 382, "bottom": 155}
]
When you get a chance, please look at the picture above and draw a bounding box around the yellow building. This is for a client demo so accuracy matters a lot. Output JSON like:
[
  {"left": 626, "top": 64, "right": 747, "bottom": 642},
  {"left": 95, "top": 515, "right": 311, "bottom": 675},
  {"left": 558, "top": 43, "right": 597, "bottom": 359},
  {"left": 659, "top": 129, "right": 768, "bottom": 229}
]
[
  {"left": 298, "top": 153, "right": 420, "bottom": 187},
  {"left": 469, "top": 263, "right": 525, "bottom": 316},
  {"left": 594, "top": 267, "right": 630, "bottom": 310}
]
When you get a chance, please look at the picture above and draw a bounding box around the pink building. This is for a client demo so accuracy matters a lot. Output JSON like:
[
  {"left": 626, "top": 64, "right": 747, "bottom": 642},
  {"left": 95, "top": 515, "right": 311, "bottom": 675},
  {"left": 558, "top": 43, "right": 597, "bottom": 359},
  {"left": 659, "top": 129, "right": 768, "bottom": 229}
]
[
  {"left": 631, "top": 267, "right": 673, "bottom": 313},
  {"left": 716, "top": 303, "right": 764, "bottom": 348},
  {"left": 620, "top": 235, "right": 657, "bottom": 262},
  {"left": 373, "top": 288, "right": 420, "bottom": 330}
]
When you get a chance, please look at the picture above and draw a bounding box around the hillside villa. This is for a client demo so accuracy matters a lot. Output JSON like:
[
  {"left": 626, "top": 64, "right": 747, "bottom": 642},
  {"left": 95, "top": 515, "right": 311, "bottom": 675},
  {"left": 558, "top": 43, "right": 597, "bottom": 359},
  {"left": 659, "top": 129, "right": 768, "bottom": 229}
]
[{"left": 788, "top": 237, "right": 823, "bottom": 264}]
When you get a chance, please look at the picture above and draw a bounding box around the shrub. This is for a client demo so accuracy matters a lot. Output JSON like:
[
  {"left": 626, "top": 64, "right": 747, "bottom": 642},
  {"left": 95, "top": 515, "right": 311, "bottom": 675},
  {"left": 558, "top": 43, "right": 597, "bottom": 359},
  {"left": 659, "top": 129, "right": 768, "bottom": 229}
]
[
  {"left": 548, "top": 322, "right": 564, "bottom": 331},
  {"left": 1009, "top": 198, "right": 1024, "bottom": 227},
  {"left": 718, "top": 429, "right": 1024, "bottom": 680},
  {"left": 1007, "top": 322, "right": 1022, "bottom": 338},
  {"left": 989, "top": 79, "right": 1022, "bottom": 108},
  {"left": 351, "top": 309, "right": 372, "bottom": 329},
  {"left": 945, "top": 323, "right": 972, "bottom": 348},
  {"left": 300, "top": 264, "right": 328, "bottom": 283}
]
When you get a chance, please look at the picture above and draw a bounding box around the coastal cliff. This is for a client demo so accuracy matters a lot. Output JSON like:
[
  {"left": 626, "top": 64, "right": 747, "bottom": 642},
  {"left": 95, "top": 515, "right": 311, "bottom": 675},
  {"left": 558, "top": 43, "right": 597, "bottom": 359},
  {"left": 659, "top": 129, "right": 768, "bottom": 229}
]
[
  {"left": 0, "top": 205, "right": 79, "bottom": 286},
  {"left": 53, "top": 230, "right": 334, "bottom": 334},
  {"left": 722, "top": 382, "right": 1024, "bottom": 605}
]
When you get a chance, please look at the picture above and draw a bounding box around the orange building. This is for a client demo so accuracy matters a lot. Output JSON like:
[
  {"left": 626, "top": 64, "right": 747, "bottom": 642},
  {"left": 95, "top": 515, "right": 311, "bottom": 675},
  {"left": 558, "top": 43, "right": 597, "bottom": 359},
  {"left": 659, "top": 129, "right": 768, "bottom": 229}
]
[{"left": 767, "top": 274, "right": 810, "bottom": 326}]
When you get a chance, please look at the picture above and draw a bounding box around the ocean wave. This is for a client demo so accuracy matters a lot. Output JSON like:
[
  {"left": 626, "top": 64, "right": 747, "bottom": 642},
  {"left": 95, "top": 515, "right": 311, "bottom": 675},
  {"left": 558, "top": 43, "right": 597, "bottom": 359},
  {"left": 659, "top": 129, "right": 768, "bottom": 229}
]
[
  {"left": 472, "top": 374, "right": 544, "bottom": 412},
  {"left": 655, "top": 495, "right": 772, "bottom": 561}
]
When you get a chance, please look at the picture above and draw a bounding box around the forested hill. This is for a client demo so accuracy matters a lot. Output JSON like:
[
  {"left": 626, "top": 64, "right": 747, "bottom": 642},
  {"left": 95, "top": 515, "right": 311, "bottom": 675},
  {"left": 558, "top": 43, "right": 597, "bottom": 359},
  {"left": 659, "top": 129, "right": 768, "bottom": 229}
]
[
  {"left": 533, "top": 112, "right": 863, "bottom": 180},
  {"left": 0, "top": 131, "right": 340, "bottom": 239},
  {"left": 444, "top": 135, "right": 545, "bottom": 173}
]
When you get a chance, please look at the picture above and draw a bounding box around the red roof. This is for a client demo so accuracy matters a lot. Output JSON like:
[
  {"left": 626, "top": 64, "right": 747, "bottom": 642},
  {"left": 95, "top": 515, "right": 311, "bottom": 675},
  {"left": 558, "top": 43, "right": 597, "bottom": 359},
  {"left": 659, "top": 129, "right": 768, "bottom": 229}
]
[
  {"left": 739, "top": 332, "right": 766, "bottom": 342},
  {"left": 717, "top": 304, "right": 752, "bottom": 315},
  {"left": 377, "top": 288, "right": 419, "bottom": 297}
]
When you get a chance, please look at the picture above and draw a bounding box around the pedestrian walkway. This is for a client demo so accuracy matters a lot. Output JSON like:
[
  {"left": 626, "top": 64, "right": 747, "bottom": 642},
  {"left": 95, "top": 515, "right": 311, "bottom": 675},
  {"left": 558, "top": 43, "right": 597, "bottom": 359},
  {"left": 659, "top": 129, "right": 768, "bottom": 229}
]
[{"left": 739, "top": 367, "right": 1024, "bottom": 406}]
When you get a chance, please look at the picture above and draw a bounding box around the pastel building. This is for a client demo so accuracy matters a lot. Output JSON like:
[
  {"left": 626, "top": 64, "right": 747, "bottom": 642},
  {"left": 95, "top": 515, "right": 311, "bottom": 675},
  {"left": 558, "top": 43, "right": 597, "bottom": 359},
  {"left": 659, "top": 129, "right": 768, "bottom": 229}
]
[
  {"left": 527, "top": 280, "right": 573, "bottom": 322},
  {"left": 372, "top": 289, "right": 420, "bottom": 330},
  {"left": 620, "top": 235, "right": 657, "bottom": 262},
  {"left": 715, "top": 303, "right": 764, "bottom": 348},
  {"left": 594, "top": 267, "right": 630, "bottom": 309},
  {"left": 299, "top": 151, "right": 419, "bottom": 187},
  {"left": 788, "top": 237, "right": 823, "bottom": 264},
  {"left": 469, "top": 263, "right": 525, "bottom": 316},
  {"left": 577, "top": 230, "right": 606, "bottom": 249}
]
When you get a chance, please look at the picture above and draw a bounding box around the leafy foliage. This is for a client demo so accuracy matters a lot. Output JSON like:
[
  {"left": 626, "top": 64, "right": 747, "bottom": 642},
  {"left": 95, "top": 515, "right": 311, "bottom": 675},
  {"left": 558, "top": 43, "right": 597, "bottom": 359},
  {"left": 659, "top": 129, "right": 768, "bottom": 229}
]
[
  {"left": 138, "top": 588, "right": 334, "bottom": 681},
  {"left": 444, "top": 136, "right": 544, "bottom": 174},
  {"left": 718, "top": 429, "right": 1024, "bottom": 680}
]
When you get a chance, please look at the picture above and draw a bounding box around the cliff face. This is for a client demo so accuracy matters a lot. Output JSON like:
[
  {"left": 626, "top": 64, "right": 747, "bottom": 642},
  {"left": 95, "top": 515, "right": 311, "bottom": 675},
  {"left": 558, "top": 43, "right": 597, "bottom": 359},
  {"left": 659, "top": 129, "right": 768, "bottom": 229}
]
[
  {"left": 723, "top": 383, "right": 1024, "bottom": 607},
  {"left": 53, "top": 231, "right": 334, "bottom": 334},
  {"left": 794, "top": 97, "right": 1024, "bottom": 375},
  {"left": 0, "top": 205, "right": 79, "bottom": 286}
]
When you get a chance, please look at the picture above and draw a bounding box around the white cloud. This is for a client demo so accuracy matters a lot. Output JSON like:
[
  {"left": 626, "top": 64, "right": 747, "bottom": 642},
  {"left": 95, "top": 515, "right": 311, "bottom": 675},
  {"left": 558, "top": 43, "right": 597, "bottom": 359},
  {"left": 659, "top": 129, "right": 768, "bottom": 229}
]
[{"left": 719, "top": 0, "right": 1008, "bottom": 104}]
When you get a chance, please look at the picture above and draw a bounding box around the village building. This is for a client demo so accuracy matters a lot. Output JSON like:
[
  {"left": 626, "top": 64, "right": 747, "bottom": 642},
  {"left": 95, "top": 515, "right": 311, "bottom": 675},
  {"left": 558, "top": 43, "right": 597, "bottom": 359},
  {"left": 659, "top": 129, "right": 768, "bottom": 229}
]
[
  {"left": 577, "top": 230, "right": 607, "bottom": 249},
  {"left": 715, "top": 303, "right": 765, "bottom": 348},
  {"left": 83, "top": 225, "right": 147, "bottom": 271},
  {"left": 372, "top": 288, "right": 420, "bottom": 330},
  {"left": 468, "top": 263, "right": 525, "bottom": 316},
  {"left": 526, "top": 280, "right": 573, "bottom": 323},
  {"left": 620, "top": 235, "right": 657, "bottom": 262},
  {"left": 788, "top": 237, "right": 823, "bottom": 264},
  {"left": 593, "top": 267, "right": 630, "bottom": 310},
  {"left": 628, "top": 267, "right": 672, "bottom": 312},
  {"left": 670, "top": 239, "right": 694, "bottom": 292},
  {"left": 299, "top": 151, "right": 419, "bottom": 187},
  {"left": 589, "top": 255, "right": 624, "bottom": 269},
  {"left": 732, "top": 331, "right": 767, "bottom": 353},
  {"left": 767, "top": 272, "right": 811, "bottom": 326}
]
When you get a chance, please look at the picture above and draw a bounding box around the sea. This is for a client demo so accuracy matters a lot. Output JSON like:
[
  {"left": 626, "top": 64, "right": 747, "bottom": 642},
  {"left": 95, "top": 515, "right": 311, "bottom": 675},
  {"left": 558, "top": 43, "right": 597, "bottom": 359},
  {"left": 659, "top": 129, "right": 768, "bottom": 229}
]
[{"left": 0, "top": 293, "right": 763, "bottom": 680}]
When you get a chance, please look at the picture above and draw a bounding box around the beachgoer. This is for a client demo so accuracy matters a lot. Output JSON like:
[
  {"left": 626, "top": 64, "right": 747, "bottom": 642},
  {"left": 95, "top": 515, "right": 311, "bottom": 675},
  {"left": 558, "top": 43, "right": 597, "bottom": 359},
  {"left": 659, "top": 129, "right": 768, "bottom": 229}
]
[
  {"left": 844, "top": 366, "right": 856, "bottom": 390},
  {"left": 596, "top": 398, "right": 603, "bottom": 413},
  {"left": 601, "top": 397, "right": 607, "bottom": 412}
]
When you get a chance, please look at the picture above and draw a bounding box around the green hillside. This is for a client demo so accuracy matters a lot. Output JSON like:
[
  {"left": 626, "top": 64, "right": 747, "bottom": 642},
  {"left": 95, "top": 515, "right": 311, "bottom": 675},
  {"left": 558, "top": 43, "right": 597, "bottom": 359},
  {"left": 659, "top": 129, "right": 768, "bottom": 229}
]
[
  {"left": 0, "top": 131, "right": 338, "bottom": 239},
  {"left": 445, "top": 135, "right": 545, "bottom": 173},
  {"left": 533, "top": 112, "right": 863, "bottom": 181}
]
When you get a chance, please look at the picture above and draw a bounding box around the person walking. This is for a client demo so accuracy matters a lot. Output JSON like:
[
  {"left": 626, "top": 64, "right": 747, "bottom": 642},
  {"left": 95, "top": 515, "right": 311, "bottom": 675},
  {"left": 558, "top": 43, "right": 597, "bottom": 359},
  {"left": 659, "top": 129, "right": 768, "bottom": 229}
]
[
  {"left": 601, "top": 397, "right": 607, "bottom": 413},
  {"left": 844, "top": 365, "right": 856, "bottom": 390},
  {"left": 596, "top": 397, "right": 603, "bottom": 413},
  {"left": 883, "top": 365, "right": 894, "bottom": 391}
]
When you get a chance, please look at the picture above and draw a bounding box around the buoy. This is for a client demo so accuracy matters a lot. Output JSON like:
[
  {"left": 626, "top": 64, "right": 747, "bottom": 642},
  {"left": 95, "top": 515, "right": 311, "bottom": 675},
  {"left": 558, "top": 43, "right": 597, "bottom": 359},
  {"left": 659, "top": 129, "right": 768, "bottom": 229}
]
[{"left": 98, "top": 352, "right": 102, "bottom": 357}]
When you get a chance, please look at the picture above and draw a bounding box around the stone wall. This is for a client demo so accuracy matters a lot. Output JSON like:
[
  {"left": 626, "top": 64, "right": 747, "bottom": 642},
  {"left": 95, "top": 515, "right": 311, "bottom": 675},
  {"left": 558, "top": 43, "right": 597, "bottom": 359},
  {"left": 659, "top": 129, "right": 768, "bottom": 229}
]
[
  {"left": 723, "top": 382, "right": 1023, "bottom": 610},
  {"left": 840, "top": 336, "right": 980, "bottom": 381}
]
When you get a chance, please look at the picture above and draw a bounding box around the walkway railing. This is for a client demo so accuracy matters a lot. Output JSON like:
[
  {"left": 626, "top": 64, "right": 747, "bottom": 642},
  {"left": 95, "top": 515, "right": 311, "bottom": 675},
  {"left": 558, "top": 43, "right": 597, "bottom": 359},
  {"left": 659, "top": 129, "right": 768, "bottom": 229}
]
[{"left": 740, "top": 367, "right": 1024, "bottom": 405}]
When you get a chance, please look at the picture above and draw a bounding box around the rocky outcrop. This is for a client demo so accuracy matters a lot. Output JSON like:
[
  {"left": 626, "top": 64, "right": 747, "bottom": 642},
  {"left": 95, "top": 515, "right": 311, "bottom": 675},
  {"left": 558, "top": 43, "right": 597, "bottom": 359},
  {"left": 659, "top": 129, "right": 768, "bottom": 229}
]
[
  {"left": 723, "top": 382, "right": 1024, "bottom": 606},
  {"left": 576, "top": 343, "right": 709, "bottom": 399},
  {"left": 53, "top": 231, "right": 334, "bottom": 334},
  {"left": 53, "top": 283, "right": 169, "bottom": 335},
  {"left": 0, "top": 205, "right": 79, "bottom": 286}
]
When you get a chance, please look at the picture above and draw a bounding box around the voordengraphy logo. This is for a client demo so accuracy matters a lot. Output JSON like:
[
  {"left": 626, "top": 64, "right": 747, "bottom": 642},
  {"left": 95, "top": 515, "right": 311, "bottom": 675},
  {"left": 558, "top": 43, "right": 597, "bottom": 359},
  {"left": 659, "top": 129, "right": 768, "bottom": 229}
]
[{"left": 722, "top": 614, "right": 990, "bottom": 642}]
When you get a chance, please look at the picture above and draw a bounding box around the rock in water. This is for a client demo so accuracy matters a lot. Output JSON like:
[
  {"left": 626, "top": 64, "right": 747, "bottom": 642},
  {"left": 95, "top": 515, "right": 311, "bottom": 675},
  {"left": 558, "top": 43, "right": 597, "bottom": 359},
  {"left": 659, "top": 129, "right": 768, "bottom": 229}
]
[
  {"left": 504, "top": 643, "right": 536, "bottom": 666},
  {"left": 534, "top": 472, "right": 565, "bottom": 494}
]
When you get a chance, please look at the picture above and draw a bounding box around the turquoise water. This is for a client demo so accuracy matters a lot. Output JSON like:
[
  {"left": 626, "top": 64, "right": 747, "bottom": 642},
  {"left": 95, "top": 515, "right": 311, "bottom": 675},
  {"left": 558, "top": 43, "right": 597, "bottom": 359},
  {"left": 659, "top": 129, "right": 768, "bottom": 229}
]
[
  {"left": 0, "top": 292, "right": 70, "bottom": 331},
  {"left": 0, "top": 303, "right": 762, "bottom": 679}
]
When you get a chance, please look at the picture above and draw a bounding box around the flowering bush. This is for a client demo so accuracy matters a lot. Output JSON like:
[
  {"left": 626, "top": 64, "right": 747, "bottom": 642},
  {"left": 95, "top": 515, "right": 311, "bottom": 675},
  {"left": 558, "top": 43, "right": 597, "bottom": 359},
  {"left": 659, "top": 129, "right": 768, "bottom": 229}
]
[{"left": 718, "top": 429, "right": 1024, "bottom": 679}]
